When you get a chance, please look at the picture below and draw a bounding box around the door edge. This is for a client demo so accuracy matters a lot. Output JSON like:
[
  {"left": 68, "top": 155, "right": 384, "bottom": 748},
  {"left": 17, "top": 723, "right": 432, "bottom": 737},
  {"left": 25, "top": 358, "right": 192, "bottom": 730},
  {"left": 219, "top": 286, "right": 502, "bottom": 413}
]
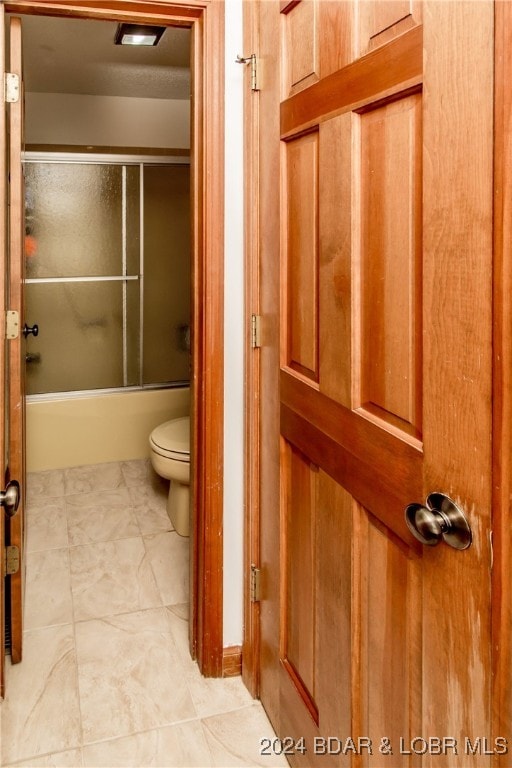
[
  {"left": 242, "top": 0, "right": 261, "bottom": 698},
  {"left": 492, "top": 1, "right": 512, "bottom": 755}
]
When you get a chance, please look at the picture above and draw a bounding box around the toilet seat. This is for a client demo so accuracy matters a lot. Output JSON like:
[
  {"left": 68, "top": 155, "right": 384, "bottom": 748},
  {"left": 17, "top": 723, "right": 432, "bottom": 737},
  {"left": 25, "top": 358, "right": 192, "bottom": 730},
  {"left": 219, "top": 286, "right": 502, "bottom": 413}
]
[
  {"left": 150, "top": 417, "right": 190, "bottom": 462},
  {"left": 150, "top": 417, "right": 190, "bottom": 461},
  {"left": 150, "top": 442, "right": 188, "bottom": 462}
]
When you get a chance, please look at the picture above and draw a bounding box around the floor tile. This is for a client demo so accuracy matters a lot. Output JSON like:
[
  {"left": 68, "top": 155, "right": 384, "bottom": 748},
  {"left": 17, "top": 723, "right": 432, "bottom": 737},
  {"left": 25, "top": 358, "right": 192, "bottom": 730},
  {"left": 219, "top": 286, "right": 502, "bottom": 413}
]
[
  {"left": 165, "top": 605, "right": 199, "bottom": 674},
  {"left": 8, "top": 748, "right": 83, "bottom": 767},
  {"left": 24, "top": 548, "right": 73, "bottom": 630},
  {"left": 2, "top": 460, "right": 281, "bottom": 768},
  {"left": 201, "top": 705, "right": 289, "bottom": 767},
  {"left": 120, "top": 459, "right": 151, "bottom": 487},
  {"left": 187, "top": 667, "right": 254, "bottom": 719},
  {"left": 166, "top": 606, "right": 254, "bottom": 718},
  {"left": 76, "top": 609, "right": 196, "bottom": 744},
  {"left": 26, "top": 470, "right": 66, "bottom": 503},
  {"left": 69, "top": 537, "right": 162, "bottom": 621},
  {"left": 0, "top": 625, "right": 81, "bottom": 766},
  {"left": 64, "top": 462, "right": 123, "bottom": 496},
  {"left": 144, "top": 532, "right": 189, "bottom": 606},
  {"left": 66, "top": 488, "right": 139, "bottom": 545},
  {"left": 128, "top": 485, "right": 173, "bottom": 535},
  {"left": 26, "top": 499, "right": 68, "bottom": 553},
  {"left": 82, "top": 721, "right": 212, "bottom": 767},
  {"left": 167, "top": 603, "right": 189, "bottom": 621}
]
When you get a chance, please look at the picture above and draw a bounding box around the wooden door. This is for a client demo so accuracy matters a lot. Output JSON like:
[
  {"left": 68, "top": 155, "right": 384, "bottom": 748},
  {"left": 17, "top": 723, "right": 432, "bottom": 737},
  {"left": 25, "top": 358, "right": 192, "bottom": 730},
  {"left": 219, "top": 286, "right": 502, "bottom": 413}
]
[
  {"left": 254, "top": 1, "right": 495, "bottom": 765},
  {"left": 7, "top": 15, "right": 25, "bottom": 667},
  {"left": 0, "top": 3, "right": 8, "bottom": 698},
  {"left": 0, "top": 11, "right": 25, "bottom": 693}
]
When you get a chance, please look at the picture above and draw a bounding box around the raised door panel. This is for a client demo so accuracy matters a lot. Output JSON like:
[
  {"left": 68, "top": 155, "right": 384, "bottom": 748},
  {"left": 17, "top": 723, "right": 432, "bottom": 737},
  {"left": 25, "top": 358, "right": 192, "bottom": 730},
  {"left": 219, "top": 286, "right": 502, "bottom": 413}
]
[
  {"left": 318, "top": 113, "right": 352, "bottom": 407},
  {"left": 281, "top": 0, "right": 422, "bottom": 91},
  {"left": 314, "top": 472, "right": 352, "bottom": 743},
  {"left": 282, "top": 444, "right": 318, "bottom": 719},
  {"left": 281, "top": 0, "right": 319, "bottom": 98},
  {"left": 284, "top": 130, "right": 319, "bottom": 381},
  {"left": 358, "top": 0, "right": 422, "bottom": 55},
  {"left": 358, "top": 511, "right": 421, "bottom": 766},
  {"left": 357, "top": 93, "right": 422, "bottom": 437},
  {"left": 280, "top": 455, "right": 354, "bottom": 767}
]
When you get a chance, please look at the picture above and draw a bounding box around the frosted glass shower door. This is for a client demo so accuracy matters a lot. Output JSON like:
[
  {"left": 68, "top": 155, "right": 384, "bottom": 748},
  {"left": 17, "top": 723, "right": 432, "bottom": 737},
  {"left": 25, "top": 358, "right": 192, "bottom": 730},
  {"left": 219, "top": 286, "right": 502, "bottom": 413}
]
[
  {"left": 24, "top": 157, "right": 191, "bottom": 395},
  {"left": 25, "top": 280, "right": 141, "bottom": 393},
  {"left": 143, "top": 165, "right": 191, "bottom": 385},
  {"left": 24, "top": 162, "right": 140, "bottom": 395}
]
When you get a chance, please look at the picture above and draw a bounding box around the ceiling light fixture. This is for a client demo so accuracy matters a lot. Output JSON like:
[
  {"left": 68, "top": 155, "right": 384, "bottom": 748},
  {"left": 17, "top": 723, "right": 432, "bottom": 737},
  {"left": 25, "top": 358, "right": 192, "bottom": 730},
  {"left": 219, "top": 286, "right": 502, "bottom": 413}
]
[{"left": 114, "top": 23, "right": 166, "bottom": 46}]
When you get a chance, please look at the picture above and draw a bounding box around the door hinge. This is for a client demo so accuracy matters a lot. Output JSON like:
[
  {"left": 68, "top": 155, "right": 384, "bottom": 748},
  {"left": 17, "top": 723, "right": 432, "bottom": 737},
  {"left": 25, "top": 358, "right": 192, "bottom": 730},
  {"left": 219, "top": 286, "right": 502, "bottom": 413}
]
[
  {"left": 235, "top": 54, "right": 259, "bottom": 91},
  {"left": 4, "top": 73, "right": 20, "bottom": 103},
  {"left": 250, "top": 564, "right": 261, "bottom": 602},
  {"left": 6, "top": 310, "right": 19, "bottom": 339},
  {"left": 251, "top": 314, "right": 262, "bottom": 348},
  {"left": 5, "top": 545, "right": 20, "bottom": 576}
]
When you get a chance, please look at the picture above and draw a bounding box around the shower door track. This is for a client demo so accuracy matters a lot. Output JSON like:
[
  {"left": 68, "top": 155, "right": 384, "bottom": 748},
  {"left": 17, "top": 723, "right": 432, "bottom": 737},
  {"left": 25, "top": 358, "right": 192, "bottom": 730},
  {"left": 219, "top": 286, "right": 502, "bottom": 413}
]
[
  {"left": 25, "top": 276, "right": 139, "bottom": 283},
  {"left": 26, "top": 381, "right": 189, "bottom": 403},
  {"left": 23, "top": 152, "right": 190, "bottom": 165}
]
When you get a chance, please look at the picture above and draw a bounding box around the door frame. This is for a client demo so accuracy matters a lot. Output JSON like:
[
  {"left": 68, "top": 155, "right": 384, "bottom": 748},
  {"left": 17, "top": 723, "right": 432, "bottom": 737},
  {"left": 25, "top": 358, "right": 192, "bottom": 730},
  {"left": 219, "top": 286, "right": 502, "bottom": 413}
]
[
  {"left": 4, "top": 0, "right": 225, "bottom": 677},
  {"left": 243, "top": 0, "right": 512, "bottom": 732}
]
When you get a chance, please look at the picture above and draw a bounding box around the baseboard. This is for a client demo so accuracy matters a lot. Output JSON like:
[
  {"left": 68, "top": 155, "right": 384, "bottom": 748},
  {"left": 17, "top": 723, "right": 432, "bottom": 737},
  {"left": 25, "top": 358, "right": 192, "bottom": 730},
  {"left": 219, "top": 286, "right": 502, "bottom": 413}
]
[{"left": 222, "top": 645, "right": 242, "bottom": 677}]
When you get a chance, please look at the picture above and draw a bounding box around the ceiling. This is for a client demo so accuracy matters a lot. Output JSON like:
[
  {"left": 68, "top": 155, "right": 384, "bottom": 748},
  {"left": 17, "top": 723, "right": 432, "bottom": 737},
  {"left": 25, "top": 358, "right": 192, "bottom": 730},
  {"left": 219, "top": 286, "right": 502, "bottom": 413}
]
[{"left": 16, "top": 15, "right": 191, "bottom": 100}]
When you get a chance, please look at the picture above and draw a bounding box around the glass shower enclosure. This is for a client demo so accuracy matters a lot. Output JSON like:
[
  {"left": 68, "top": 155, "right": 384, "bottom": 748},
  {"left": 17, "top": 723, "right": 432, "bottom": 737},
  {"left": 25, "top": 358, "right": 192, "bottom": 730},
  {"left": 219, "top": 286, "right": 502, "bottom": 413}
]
[{"left": 23, "top": 154, "right": 191, "bottom": 396}]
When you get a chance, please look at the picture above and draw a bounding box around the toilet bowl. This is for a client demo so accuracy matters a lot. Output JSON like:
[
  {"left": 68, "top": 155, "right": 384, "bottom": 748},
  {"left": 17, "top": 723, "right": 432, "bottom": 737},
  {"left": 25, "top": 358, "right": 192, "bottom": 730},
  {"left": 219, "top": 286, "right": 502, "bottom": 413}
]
[{"left": 149, "top": 416, "right": 190, "bottom": 536}]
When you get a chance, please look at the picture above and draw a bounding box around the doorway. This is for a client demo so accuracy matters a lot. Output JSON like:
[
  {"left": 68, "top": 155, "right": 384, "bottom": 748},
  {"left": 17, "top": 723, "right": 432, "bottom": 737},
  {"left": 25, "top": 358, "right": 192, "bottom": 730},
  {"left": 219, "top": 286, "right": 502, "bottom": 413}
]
[{"left": 1, "top": 0, "right": 225, "bottom": 689}]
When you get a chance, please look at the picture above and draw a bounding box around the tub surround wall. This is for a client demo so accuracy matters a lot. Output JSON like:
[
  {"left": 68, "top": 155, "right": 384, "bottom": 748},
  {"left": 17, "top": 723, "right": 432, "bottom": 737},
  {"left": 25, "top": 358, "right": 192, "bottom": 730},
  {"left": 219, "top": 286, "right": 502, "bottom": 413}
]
[{"left": 26, "top": 387, "right": 190, "bottom": 472}]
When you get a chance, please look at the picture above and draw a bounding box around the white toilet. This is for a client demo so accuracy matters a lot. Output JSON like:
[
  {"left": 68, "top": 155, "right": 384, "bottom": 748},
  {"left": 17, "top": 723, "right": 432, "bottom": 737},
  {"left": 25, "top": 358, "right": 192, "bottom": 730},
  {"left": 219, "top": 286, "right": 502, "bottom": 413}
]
[{"left": 149, "top": 416, "right": 190, "bottom": 536}]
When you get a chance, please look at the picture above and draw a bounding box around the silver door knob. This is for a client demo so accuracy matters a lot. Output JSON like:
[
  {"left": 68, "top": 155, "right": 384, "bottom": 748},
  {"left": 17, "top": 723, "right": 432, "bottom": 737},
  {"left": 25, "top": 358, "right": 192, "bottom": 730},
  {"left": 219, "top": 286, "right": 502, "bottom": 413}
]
[
  {"left": 0, "top": 480, "right": 20, "bottom": 517},
  {"left": 405, "top": 492, "right": 472, "bottom": 550}
]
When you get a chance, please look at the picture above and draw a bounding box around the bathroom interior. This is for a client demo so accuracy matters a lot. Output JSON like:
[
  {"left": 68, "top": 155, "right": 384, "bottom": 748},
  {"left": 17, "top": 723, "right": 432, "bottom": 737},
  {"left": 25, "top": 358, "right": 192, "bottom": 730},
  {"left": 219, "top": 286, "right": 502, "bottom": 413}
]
[{"left": 21, "top": 13, "right": 193, "bottom": 532}]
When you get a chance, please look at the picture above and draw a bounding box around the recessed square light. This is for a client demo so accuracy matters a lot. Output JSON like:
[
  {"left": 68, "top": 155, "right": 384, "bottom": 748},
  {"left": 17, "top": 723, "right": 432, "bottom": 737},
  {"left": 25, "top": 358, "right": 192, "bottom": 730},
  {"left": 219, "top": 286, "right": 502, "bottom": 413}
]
[{"left": 114, "top": 23, "right": 166, "bottom": 46}]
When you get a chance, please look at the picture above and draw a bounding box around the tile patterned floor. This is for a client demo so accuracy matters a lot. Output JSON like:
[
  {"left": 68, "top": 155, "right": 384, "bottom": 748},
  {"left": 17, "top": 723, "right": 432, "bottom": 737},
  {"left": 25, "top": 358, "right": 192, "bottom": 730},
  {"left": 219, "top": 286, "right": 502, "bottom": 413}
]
[{"left": 0, "top": 461, "right": 287, "bottom": 768}]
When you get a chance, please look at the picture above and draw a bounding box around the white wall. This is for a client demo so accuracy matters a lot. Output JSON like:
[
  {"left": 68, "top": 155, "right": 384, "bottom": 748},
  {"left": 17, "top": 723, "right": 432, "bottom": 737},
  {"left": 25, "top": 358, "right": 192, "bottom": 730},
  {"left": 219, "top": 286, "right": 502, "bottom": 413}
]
[
  {"left": 25, "top": 92, "right": 190, "bottom": 148},
  {"left": 223, "top": 0, "right": 244, "bottom": 647}
]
